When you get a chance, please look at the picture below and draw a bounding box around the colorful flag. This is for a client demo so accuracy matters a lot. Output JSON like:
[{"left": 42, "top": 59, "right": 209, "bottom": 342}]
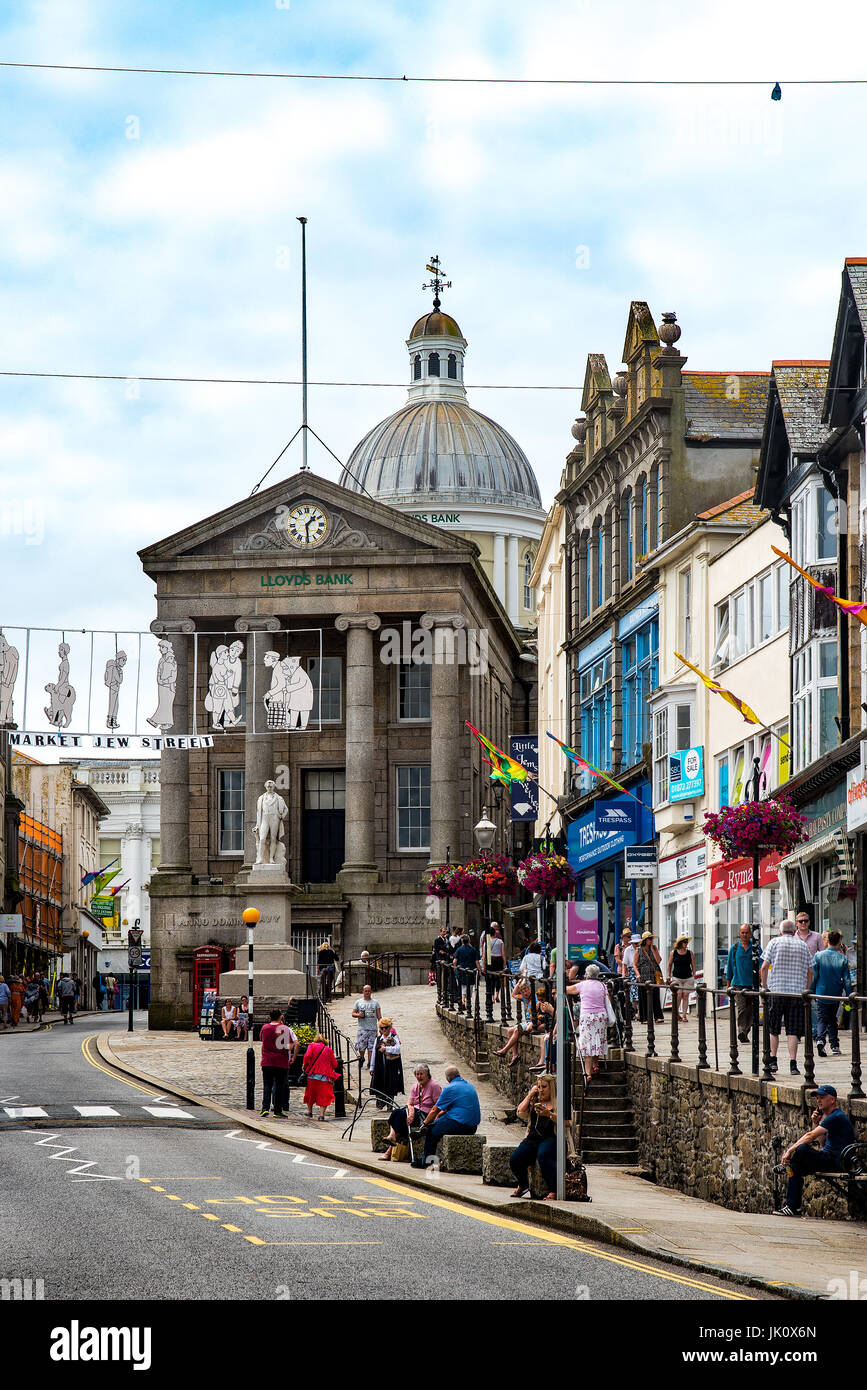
[
  {"left": 545, "top": 732, "right": 649, "bottom": 810},
  {"left": 772, "top": 545, "right": 867, "bottom": 627},
  {"left": 81, "top": 856, "right": 118, "bottom": 887},
  {"left": 93, "top": 868, "right": 120, "bottom": 894},
  {"left": 465, "top": 721, "right": 533, "bottom": 788},
  {"left": 108, "top": 880, "right": 130, "bottom": 897},
  {"left": 674, "top": 652, "right": 762, "bottom": 726}
]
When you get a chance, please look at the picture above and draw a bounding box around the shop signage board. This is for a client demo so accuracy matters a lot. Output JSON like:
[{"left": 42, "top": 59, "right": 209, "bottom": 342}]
[
  {"left": 567, "top": 902, "right": 599, "bottom": 962},
  {"left": 847, "top": 747, "right": 867, "bottom": 834},
  {"left": 0, "top": 914, "right": 24, "bottom": 933},
  {"left": 594, "top": 799, "right": 637, "bottom": 834},
  {"left": 568, "top": 785, "right": 654, "bottom": 873},
  {"left": 708, "top": 852, "right": 781, "bottom": 903},
  {"left": 89, "top": 896, "right": 116, "bottom": 920},
  {"left": 509, "top": 735, "right": 539, "bottom": 822},
  {"left": 669, "top": 746, "right": 704, "bottom": 803},
  {"left": 625, "top": 846, "right": 657, "bottom": 879}
]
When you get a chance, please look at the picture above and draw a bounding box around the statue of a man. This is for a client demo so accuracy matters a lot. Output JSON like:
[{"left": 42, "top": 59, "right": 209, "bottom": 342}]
[{"left": 254, "top": 778, "right": 288, "bottom": 866}]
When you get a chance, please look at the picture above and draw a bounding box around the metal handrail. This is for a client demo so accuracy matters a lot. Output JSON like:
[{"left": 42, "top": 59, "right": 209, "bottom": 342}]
[
  {"left": 333, "top": 952, "right": 401, "bottom": 999},
  {"left": 627, "top": 982, "right": 865, "bottom": 1098}
]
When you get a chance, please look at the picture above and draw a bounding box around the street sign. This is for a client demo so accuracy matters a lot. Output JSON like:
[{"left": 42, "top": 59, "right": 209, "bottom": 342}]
[
  {"left": 625, "top": 846, "right": 658, "bottom": 879},
  {"left": 90, "top": 895, "right": 116, "bottom": 919},
  {"left": 0, "top": 913, "right": 23, "bottom": 933},
  {"left": 128, "top": 947, "right": 143, "bottom": 969}
]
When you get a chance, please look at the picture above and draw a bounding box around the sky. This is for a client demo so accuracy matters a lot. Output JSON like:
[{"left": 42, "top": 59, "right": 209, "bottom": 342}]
[{"left": 1, "top": 0, "right": 866, "bottom": 637}]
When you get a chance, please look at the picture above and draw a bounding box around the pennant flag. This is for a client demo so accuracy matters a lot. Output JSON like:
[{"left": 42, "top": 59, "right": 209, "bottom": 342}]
[
  {"left": 81, "top": 856, "right": 118, "bottom": 887},
  {"left": 108, "top": 880, "right": 130, "bottom": 897},
  {"left": 772, "top": 545, "right": 867, "bottom": 627},
  {"left": 93, "top": 868, "right": 120, "bottom": 894},
  {"left": 545, "top": 732, "right": 648, "bottom": 809},
  {"left": 465, "top": 721, "right": 533, "bottom": 788},
  {"left": 674, "top": 652, "right": 762, "bottom": 726}
]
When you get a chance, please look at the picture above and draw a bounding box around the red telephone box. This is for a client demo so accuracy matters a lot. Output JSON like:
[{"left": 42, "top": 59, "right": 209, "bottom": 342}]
[{"left": 192, "top": 947, "right": 222, "bottom": 1029}]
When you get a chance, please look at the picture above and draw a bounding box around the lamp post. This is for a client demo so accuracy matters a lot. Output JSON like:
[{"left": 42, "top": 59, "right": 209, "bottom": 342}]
[
  {"left": 474, "top": 807, "right": 497, "bottom": 1017},
  {"left": 749, "top": 755, "right": 762, "bottom": 1076},
  {"left": 242, "top": 906, "right": 260, "bottom": 1109}
]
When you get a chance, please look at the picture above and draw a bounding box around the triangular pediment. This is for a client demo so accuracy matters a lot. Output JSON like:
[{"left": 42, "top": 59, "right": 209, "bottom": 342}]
[
  {"left": 139, "top": 471, "right": 480, "bottom": 568},
  {"left": 622, "top": 301, "right": 659, "bottom": 363},
  {"left": 580, "top": 353, "right": 611, "bottom": 412}
]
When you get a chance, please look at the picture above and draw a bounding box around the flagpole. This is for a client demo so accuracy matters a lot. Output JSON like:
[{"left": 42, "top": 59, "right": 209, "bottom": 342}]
[{"left": 297, "top": 215, "right": 309, "bottom": 473}]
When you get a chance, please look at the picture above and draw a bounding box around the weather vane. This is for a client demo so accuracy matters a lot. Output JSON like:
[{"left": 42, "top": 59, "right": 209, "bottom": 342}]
[{"left": 422, "top": 254, "right": 451, "bottom": 311}]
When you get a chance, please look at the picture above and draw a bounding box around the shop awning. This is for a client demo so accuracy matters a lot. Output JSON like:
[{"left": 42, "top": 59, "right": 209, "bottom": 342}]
[{"left": 777, "top": 829, "right": 853, "bottom": 882}]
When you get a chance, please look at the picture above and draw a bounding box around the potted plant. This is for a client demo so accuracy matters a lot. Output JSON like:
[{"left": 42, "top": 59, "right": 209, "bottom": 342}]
[
  {"left": 702, "top": 795, "right": 807, "bottom": 863},
  {"left": 516, "top": 852, "right": 578, "bottom": 899}
]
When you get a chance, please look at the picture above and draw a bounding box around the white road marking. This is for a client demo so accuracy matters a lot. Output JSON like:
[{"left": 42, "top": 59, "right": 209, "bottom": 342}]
[
  {"left": 222, "top": 1129, "right": 348, "bottom": 1177},
  {"left": 4, "top": 1107, "right": 48, "bottom": 1118},
  {"left": 143, "top": 1106, "right": 194, "bottom": 1119},
  {"left": 74, "top": 1105, "right": 120, "bottom": 1117},
  {"left": 23, "top": 1133, "right": 123, "bottom": 1181}
]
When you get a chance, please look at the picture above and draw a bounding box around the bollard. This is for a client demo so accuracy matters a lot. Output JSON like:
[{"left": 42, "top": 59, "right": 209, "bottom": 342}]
[
  {"left": 850, "top": 996, "right": 864, "bottom": 1100},
  {"left": 697, "top": 985, "right": 708, "bottom": 1069},
  {"left": 333, "top": 1056, "right": 346, "bottom": 1119},
  {"left": 728, "top": 990, "right": 741, "bottom": 1076}
]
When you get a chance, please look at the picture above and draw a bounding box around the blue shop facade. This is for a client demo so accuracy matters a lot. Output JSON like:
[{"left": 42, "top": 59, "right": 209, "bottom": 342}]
[{"left": 566, "top": 785, "right": 655, "bottom": 958}]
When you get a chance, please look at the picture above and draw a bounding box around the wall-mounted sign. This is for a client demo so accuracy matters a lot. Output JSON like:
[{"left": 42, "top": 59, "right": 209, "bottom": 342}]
[
  {"left": 410, "top": 513, "right": 462, "bottom": 524},
  {"left": 567, "top": 784, "right": 654, "bottom": 873},
  {"left": 669, "top": 746, "right": 704, "bottom": 803},
  {"left": 847, "top": 751, "right": 867, "bottom": 834},
  {"left": 260, "top": 572, "right": 354, "bottom": 588},
  {"left": 625, "top": 846, "right": 657, "bottom": 879},
  {"left": 89, "top": 896, "right": 117, "bottom": 920},
  {"left": 509, "top": 735, "right": 539, "bottom": 822},
  {"left": 709, "top": 852, "right": 781, "bottom": 902},
  {"left": 594, "top": 799, "right": 638, "bottom": 834},
  {"left": 0, "top": 914, "right": 23, "bottom": 933}
]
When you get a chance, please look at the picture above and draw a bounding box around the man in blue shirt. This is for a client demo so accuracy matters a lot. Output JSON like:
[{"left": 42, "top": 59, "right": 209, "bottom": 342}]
[
  {"left": 812, "top": 931, "right": 852, "bottom": 1057},
  {"left": 420, "top": 1065, "right": 481, "bottom": 1164},
  {"left": 726, "top": 923, "right": 756, "bottom": 1042},
  {"left": 776, "top": 1084, "right": 856, "bottom": 1216}
]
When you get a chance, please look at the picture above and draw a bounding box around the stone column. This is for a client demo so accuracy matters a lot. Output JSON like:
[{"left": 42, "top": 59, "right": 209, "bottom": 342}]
[
  {"left": 335, "top": 614, "right": 381, "bottom": 884},
  {"left": 235, "top": 618, "right": 280, "bottom": 870},
  {"left": 507, "top": 534, "right": 520, "bottom": 623},
  {"left": 421, "top": 613, "right": 465, "bottom": 866},
  {"left": 150, "top": 618, "right": 194, "bottom": 873},
  {"left": 493, "top": 533, "right": 506, "bottom": 606}
]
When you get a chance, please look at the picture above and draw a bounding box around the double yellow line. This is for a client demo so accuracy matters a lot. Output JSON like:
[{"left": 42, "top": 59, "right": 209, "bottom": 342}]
[{"left": 80, "top": 1033, "right": 162, "bottom": 1098}]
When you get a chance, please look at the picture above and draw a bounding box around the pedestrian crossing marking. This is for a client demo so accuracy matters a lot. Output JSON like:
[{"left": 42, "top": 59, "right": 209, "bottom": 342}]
[
  {"left": 4, "top": 1107, "right": 48, "bottom": 1118},
  {"left": 143, "top": 1106, "right": 194, "bottom": 1119},
  {"left": 74, "top": 1106, "right": 119, "bottom": 1117}
]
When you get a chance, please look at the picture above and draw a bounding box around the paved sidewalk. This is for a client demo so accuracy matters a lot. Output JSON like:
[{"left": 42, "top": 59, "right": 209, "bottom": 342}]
[
  {"left": 93, "top": 986, "right": 867, "bottom": 1300},
  {"left": 1, "top": 1009, "right": 100, "bottom": 1035}
]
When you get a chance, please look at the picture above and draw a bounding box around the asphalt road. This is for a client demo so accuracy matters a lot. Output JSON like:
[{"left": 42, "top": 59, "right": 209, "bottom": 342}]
[{"left": 0, "top": 1015, "right": 763, "bottom": 1302}]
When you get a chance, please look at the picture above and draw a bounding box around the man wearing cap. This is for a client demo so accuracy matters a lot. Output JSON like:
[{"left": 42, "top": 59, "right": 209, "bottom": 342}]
[
  {"left": 775, "top": 1085, "right": 856, "bottom": 1217},
  {"left": 760, "top": 920, "right": 814, "bottom": 1075}
]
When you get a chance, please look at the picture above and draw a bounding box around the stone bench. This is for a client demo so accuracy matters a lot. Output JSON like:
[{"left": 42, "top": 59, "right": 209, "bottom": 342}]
[
  {"left": 482, "top": 1140, "right": 550, "bottom": 1197},
  {"left": 437, "top": 1132, "right": 487, "bottom": 1174},
  {"left": 370, "top": 1117, "right": 390, "bottom": 1152}
]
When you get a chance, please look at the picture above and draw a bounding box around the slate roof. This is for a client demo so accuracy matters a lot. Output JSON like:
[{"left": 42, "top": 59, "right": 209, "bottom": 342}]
[
  {"left": 683, "top": 372, "right": 770, "bottom": 441},
  {"left": 771, "top": 361, "right": 832, "bottom": 454},
  {"left": 845, "top": 259, "right": 867, "bottom": 335}
]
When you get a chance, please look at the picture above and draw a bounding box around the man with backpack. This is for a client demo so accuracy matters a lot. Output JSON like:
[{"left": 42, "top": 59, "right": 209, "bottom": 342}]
[{"left": 57, "top": 972, "right": 77, "bottom": 1025}]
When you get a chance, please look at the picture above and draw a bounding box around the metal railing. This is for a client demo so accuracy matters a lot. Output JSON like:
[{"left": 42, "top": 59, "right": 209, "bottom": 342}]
[
  {"left": 331, "top": 952, "right": 401, "bottom": 1000},
  {"left": 625, "top": 981, "right": 865, "bottom": 1098}
]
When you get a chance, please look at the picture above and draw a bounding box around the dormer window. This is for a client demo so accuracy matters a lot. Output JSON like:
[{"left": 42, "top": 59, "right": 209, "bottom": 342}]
[
  {"left": 447, "top": 353, "right": 457, "bottom": 379},
  {"left": 428, "top": 352, "right": 440, "bottom": 377},
  {"left": 413, "top": 354, "right": 421, "bottom": 381}
]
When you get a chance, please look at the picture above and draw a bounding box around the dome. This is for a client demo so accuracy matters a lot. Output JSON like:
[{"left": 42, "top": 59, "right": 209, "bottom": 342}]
[
  {"left": 409, "top": 311, "right": 464, "bottom": 341},
  {"left": 340, "top": 398, "right": 543, "bottom": 510}
]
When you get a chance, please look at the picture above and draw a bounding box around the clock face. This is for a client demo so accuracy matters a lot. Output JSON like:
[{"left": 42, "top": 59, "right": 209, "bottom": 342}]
[{"left": 286, "top": 504, "right": 328, "bottom": 547}]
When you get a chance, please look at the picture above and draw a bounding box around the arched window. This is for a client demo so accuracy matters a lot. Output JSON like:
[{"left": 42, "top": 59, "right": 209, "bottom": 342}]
[
  {"left": 447, "top": 353, "right": 457, "bottom": 379},
  {"left": 641, "top": 477, "right": 649, "bottom": 554},
  {"left": 624, "top": 489, "right": 633, "bottom": 581},
  {"left": 593, "top": 519, "right": 603, "bottom": 607},
  {"left": 523, "top": 552, "right": 534, "bottom": 610},
  {"left": 428, "top": 352, "right": 440, "bottom": 377},
  {"left": 656, "top": 466, "right": 664, "bottom": 545},
  {"left": 413, "top": 354, "right": 421, "bottom": 381}
]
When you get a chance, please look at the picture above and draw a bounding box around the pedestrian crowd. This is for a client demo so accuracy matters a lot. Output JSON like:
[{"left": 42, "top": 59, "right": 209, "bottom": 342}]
[{"left": 0, "top": 971, "right": 87, "bottom": 1029}]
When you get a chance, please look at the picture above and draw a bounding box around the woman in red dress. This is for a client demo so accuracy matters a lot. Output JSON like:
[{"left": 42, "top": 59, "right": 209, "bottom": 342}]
[{"left": 302, "top": 1032, "right": 339, "bottom": 1120}]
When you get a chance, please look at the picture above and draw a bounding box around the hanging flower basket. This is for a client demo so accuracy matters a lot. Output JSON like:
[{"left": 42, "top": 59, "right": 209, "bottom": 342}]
[
  {"left": 426, "top": 854, "right": 518, "bottom": 902},
  {"left": 517, "top": 852, "right": 578, "bottom": 899},
  {"left": 702, "top": 796, "right": 807, "bottom": 863}
]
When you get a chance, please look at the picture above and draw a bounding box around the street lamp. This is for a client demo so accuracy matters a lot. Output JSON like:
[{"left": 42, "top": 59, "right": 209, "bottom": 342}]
[
  {"left": 474, "top": 807, "right": 497, "bottom": 1017},
  {"left": 242, "top": 906, "right": 260, "bottom": 1109}
]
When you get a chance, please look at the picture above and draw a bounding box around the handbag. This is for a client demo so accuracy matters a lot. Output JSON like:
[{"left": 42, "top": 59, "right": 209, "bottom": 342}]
[
  {"left": 390, "top": 1143, "right": 410, "bottom": 1163},
  {"left": 604, "top": 993, "right": 617, "bottom": 1026},
  {"left": 427, "top": 970, "right": 437, "bottom": 986}
]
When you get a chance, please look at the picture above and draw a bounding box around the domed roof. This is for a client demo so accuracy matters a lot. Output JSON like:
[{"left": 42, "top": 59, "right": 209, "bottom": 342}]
[
  {"left": 340, "top": 398, "right": 543, "bottom": 510},
  {"left": 409, "top": 311, "right": 464, "bottom": 341}
]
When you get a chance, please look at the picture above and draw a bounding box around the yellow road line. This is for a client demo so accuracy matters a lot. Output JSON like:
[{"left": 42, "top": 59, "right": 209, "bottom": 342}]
[
  {"left": 362, "top": 1178, "right": 752, "bottom": 1300},
  {"left": 80, "top": 1034, "right": 162, "bottom": 1097},
  {"left": 244, "top": 1236, "right": 381, "bottom": 1246},
  {"left": 183, "top": 1203, "right": 200, "bottom": 1210},
  {"left": 222, "top": 1224, "right": 244, "bottom": 1232}
]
